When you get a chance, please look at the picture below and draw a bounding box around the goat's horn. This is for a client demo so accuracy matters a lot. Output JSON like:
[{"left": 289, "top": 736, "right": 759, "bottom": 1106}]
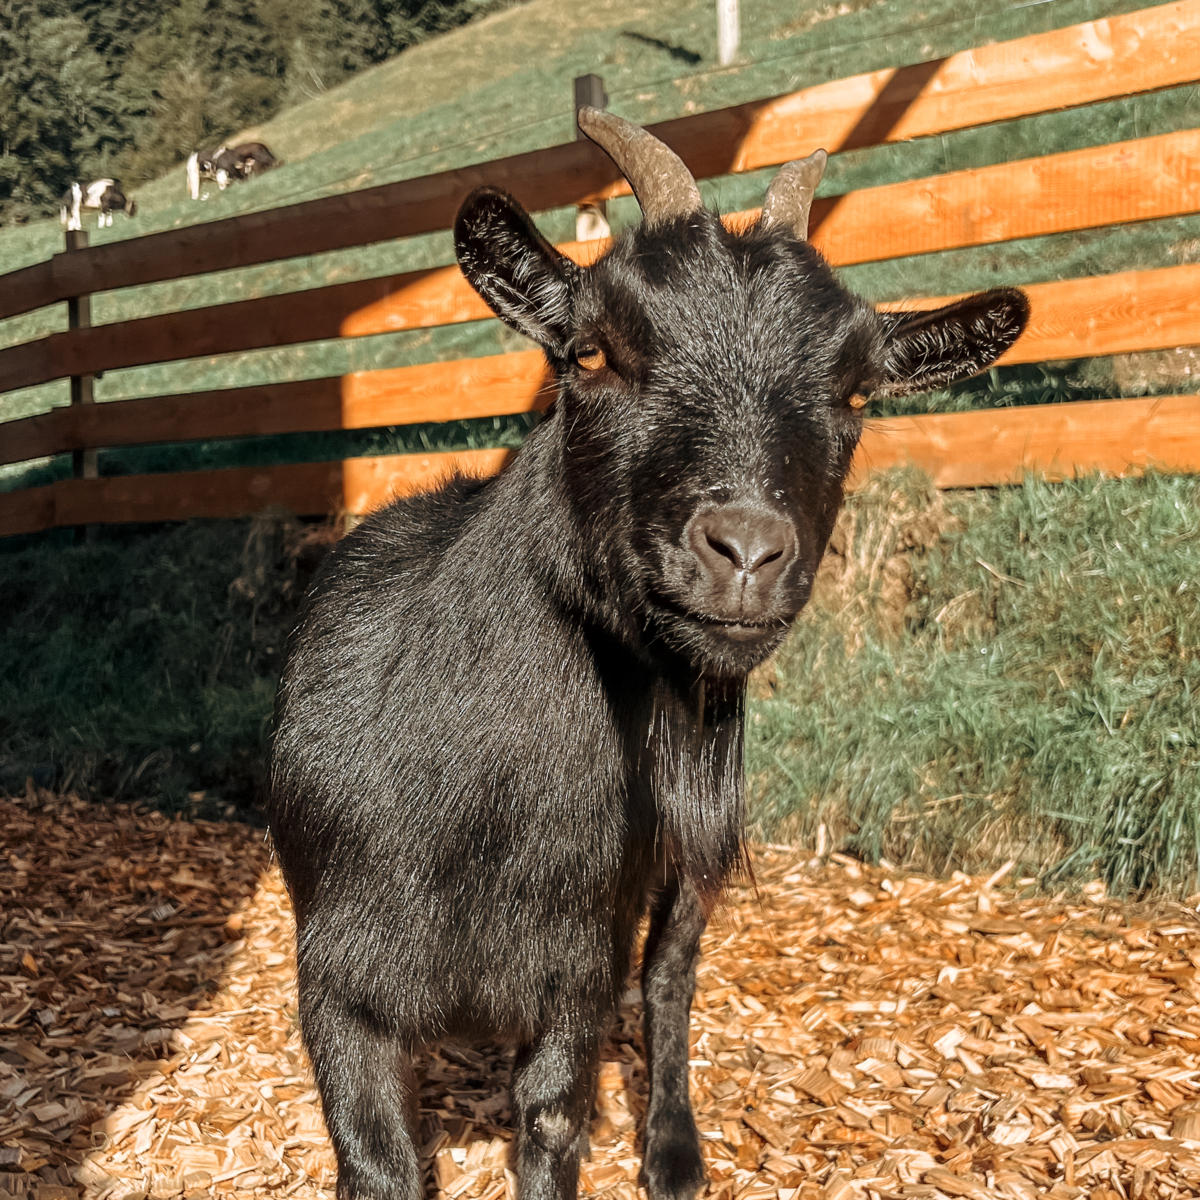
[
  {"left": 577, "top": 106, "right": 702, "bottom": 225},
  {"left": 759, "top": 149, "right": 828, "bottom": 240}
]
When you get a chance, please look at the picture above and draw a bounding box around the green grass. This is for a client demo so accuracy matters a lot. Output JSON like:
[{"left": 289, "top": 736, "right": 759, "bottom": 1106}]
[
  {"left": 0, "top": 514, "right": 307, "bottom": 815},
  {"left": 3, "top": 469, "right": 1197, "bottom": 895},
  {"left": 747, "top": 470, "right": 1200, "bottom": 895}
]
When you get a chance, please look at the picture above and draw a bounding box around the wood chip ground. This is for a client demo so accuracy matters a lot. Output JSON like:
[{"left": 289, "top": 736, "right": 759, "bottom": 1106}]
[{"left": 4, "top": 791, "right": 1200, "bottom": 1200}]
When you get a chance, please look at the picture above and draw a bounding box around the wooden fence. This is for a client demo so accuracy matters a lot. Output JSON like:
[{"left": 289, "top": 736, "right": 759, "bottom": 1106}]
[{"left": 3, "top": 0, "right": 1200, "bottom": 537}]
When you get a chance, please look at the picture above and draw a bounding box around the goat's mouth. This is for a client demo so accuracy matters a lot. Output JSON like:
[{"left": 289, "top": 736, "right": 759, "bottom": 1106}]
[
  {"left": 644, "top": 589, "right": 795, "bottom": 667},
  {"left": 689, "top": 611, "right": 791, "bottom": 641},
  {"left": 647, "top": 584, "right": 799, "bottom": 634}
]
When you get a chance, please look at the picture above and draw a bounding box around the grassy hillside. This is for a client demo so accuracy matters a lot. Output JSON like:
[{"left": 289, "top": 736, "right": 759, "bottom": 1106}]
[
  {"left": 0, "top": 0, "right": 1167, "bottom": 261},
  {"left": 3, "top": 0, "right": 1198, "bottom": 500}
]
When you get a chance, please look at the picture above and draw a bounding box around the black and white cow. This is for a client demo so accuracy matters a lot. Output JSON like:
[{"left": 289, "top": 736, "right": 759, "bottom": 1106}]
[
  {"left": 231, "top": 141, "right": 280, "bottom": 178},
  {"left": 187, "top": 142, "right": 281, "bottom": 199},
  {"left": 60, "top": 180, "right": 137, "bottom": 230}
]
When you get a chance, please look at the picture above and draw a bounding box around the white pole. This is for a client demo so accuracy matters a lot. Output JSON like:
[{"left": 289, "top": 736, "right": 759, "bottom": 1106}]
[{"left": 718, "top": 0, "right": 739, "bottom": 66}]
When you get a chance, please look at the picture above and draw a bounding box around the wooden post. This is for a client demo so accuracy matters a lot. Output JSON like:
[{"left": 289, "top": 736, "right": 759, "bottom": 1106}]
[
  {"left": 64, "top": 229, "right": 97, "bottom": 544},
  {"left": 718, "top": 0, "right": 739, "bottom": 65},
  {"left": 573, "top": 74, "right": 608, "bottom": 139},
  {"left": 574, "top": 74, "right": 611, "bottom": 241}
]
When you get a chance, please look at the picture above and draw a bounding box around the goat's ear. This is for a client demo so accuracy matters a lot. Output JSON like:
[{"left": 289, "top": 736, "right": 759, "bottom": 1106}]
[
  {"left": 455, "top": 187, "right": 575, "bottom": 355},
  {"left": 872, "top": 288, "right": 1029, "bottom": 398}
]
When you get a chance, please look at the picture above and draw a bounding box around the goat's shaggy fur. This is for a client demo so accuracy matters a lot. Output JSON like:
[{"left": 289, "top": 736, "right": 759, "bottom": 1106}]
[{"left": 269, "top": 137, "right": 1027, "bottom": 1200}]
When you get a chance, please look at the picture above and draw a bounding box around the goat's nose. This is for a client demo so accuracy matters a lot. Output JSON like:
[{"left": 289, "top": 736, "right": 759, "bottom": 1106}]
[{"left": 688, "top": 506, "right": 796, "bottom": 588}]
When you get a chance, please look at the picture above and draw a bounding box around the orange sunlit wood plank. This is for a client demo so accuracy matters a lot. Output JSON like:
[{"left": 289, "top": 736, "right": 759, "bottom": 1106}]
[
  {"left": 0, "top": 247, "right": 594, "bottom": 394},
  {"left": 339, "top": 242, "right": 610, "bottom": 336},
  {"left": 340, "top": 351, "right": 552, "bottom": 427},
  {"left": 0, "top": 353, "right": 552, "bottom": 466},
  {"left": 586, "top": 1, "right": 1200, "bottom": 201},
  {"left": 8, "top": 260, "right": 1200, "bottom": 467},
  {"left": 351, "top": 256, "right": 1200, "bottom": 371},
  {"left": 341, "top": 129, "right": 1200, "bottom": 340},
  {"left": 805, "top": 128, "right": 1200, "bottom": 266},
  {"left": 0, "top": 269, "right": 475, "bottom": 395},
  {"left": 0, "top": 379, "right": 347, "bottom": 468},
  {"left": 7, "top": 122, "right": 1200, "bottom": 393},
  {"left": 52, "top": 462, "right": 345, "bottom": 529},
  {"left": 851, "top": 394, "right": 1200, "bottom": 489},
  {"left": 749, "top": 2, "right": 1200, "bottom": 164},
  {"left": 4, "top": 394, "right": 1197, "bottom": 537},
  {"left": 875, "top": 261, "right": 1200, "bottom": 366},
  {"left": 341, "top": 449, "right": 513, "bottom": 515},
  {"left": 0, "top": 462, "right": 340, "bottom": 537},
  {"left": 1003, "top": 264, "right": 1200, "bottom": 364}
]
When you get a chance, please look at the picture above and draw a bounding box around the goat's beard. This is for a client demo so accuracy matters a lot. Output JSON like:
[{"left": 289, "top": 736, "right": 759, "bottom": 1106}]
[{"left": 646, "top": 674, "right": 748, "bottom": 911}]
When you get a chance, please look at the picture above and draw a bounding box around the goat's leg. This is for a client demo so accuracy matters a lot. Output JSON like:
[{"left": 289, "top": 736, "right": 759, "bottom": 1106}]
[
  {"left": 512, "top": 1023, "right": 602, "bottom": 1200},
  {"left": 640, "top": 879, "right": 707, "bottom": 1200},
  {"left": 303, "top": 998, "right": 422, "bottom": 1200}
]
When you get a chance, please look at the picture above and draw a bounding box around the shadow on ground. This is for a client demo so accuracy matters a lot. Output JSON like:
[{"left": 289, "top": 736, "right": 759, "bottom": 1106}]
[
  {"left": 0, "top": 789, "right": 652, "bottom": 1199},
  {"left": 0, "top": 788, "right": 271, "bottom": 1195}
]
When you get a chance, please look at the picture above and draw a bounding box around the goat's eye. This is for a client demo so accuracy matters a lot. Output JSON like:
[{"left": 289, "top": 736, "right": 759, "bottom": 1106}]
[
  {"left": 576, "top": 345, "right": 607, "bottom": 372},
  {"left": 847, "top": 392, "right": 868, "bottom": 410}
]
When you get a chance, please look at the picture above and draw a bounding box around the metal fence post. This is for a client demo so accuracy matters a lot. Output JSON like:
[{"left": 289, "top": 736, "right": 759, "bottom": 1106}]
[
  {"left": 64, "top": 228, "right": 97, "bottom": 544},
  {"left": 574, "top": 74, "right": 611, "bottom": 242}
]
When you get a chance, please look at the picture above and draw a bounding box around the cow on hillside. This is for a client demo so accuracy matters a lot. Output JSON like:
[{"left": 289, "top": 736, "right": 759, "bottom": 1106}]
[
  {"left": 187, "top": 142, "right": 282, "bottom": 199},
  {"left": 60, "top": 180, "right": 137, "bottom": 231}
]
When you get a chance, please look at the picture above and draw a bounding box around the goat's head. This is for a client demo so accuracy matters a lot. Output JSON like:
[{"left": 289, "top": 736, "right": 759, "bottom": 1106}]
[{"left": 455, "top": 110, "right": 1028, "bottom": 678}]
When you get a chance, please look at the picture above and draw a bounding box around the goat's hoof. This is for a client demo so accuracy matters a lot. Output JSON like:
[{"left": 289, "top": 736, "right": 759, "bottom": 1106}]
[{"left": 640, "top": 1134, "right": 706, "bottom": 1200}]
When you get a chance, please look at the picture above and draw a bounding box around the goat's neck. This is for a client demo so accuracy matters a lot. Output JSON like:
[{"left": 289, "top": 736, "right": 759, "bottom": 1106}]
[{"left": 479, "top": 419, "right": 749, "bottom": 901}]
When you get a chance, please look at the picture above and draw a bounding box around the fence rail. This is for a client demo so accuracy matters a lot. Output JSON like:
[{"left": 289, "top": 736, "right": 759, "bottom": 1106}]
[
  {"left": 2, "top": 0, "right": 1199, "bottom": 538},
  {"left": 5, "top": 395, "right": 1197, "bottom": 539},
  {"left": 6, "top": 258, "right": 1200, "bottom": 470},
  {"left": 0, "top": 451, "right": 514, "bottom": 539},
  {"left": 6, "top": 123, "right": 1200, "bottom": 398}
]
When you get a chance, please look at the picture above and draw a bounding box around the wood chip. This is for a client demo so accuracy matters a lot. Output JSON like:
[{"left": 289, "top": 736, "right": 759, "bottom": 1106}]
[
  {"left": 7, "top": 792, "right": 1200, "bottom": 1198},
  {"left": 1030, "top": 1072, "right": 1076, "bottom": 1090},
  {"left": 740, "top": 1108, "right": 786, "bottom": 1149}
]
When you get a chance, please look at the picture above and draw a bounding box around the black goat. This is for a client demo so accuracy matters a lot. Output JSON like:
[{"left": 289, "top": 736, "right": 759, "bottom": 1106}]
[{"left": 269, "top": 109, "right": 1028, "bottom": 1200}]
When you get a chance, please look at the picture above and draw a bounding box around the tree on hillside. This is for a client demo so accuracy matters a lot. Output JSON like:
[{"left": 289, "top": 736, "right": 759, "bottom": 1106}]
[
  {"left": 0, "top": 0, "right": 114, "bottom": 221},
  {"left": 114, "top": 0, "right": 277, "bottom": 185}
]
